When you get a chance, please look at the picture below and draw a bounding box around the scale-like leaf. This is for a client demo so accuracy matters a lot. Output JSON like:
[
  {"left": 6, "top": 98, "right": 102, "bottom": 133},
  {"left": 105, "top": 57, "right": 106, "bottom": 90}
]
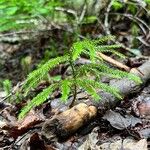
[
  {"left": 23, "top": 55, "right": 69, "bottom": 94},
  {"left": 76, "top": 79, "right": 101, "bottom": 101},
  {"left": 19, "top": 83, "right": 58, "bottom": 119},
  {"left": 78, "top": 78, "right": 122, "bottom": 99},
  {"left": 61, "top": 80, "right": 71, "bottom": 102},
  {"left": 72, "top": 42, "right": 84, "bottom": 61}
]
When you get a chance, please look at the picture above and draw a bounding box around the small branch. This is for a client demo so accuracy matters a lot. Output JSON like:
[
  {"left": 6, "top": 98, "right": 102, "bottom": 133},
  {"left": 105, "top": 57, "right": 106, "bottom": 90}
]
[
  {"left": 97, "top": 52, "right": 131, "bottom": 72},
  {"left": 104, "top": 0, "right": 114, "bottom": 35},
  {"left": 55, "top": 7, "right": 78, "bottom": 24},
  {"left": 79, "top": 4, "right": 87, "bottom": 23},
  {"left": 69, "top": 53, "right": 77, "bottom": 108},
  {"left": 103, "top": 1, "right": 149, "bottom": 56},
  {"left": 113, "top": 40, "right": 137, "bottom": 56},
  {"left": 110, "top": 13, "right": 150, "bottom": 32},
  {"left": 0, "top": 82, "right": 24, "bottom": 103}
]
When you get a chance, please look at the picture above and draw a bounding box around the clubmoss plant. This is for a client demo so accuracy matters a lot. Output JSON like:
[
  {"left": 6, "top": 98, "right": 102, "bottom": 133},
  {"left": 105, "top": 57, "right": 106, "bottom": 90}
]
[
  {"left": 3, "top": 79, "right": 12, "bottom": 102},
  {"left": 18, "top": 35, "right": 141, "bottom": 119}
]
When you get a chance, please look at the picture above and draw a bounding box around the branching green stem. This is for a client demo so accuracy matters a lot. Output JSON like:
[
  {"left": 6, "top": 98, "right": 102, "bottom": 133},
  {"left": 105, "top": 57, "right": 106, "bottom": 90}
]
[{"left": 69, "top": 51, "right": 77, "bottom": 108}]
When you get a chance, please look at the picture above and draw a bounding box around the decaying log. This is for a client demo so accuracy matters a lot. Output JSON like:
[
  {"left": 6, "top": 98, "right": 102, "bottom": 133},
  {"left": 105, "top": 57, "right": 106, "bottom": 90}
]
[
  {"left": 42, "top": 103, "right": 97, "bottom": 141},
  {"left": 42, "top": 61, "right": 150, "bottom": 141},
  {"left": 96, "top": 60, "right": 150, "bottom": 114}
]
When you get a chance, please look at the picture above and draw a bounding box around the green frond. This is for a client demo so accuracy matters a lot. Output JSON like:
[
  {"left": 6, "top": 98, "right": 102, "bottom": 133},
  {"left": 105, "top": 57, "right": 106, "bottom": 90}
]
[
  {"left": 88, "top": 67, "right": 122, "bottom": 79},
  {"left": 96, "top": 81, "right": 122, "bottom": 99},
  {"left": 72, "top": 41, "right": 84, "bottom": 61},
  {"left": 76, "top": 65, "right": 101, "bottom": 79},
  {"left": 96, "top": 44, "right": 125, "bottom": 58},
  {"left": 72, "top": 39, "right": 97, "bottom": 62},
  {"left": 78, "top": 63, "right": 141, "bottom": 84},
  {"left": 76, "top": 65, "right": 88, "bottom": 77},
  {"left": 97, "top": 64, "right": 142, "bottom": 84},
  {"left": 18, "top": 83, "right": 58, "bottom": 119},
  {"left": 79, "top": 78, "right": 122, "bottom": 99},
  {"left": 92, "top": 35, "right": 116, "bottom": 44},
  {"left": 76, "top": 79, "right": 101, "bottom": 101},
  {"left": 72, "top": 36, "right": 122, "bottom": 63},
  {"left": 86, "top": 68, "right": 101, "bottom": 78},
  {"left": 87, "top": 41, "right": 96, "bottom": 63},
  {"left": 19, "top": 35, "right": 142, "bottom": 119},
  {"left": 60, "top": 80, "right": 71, "bottom": 102},
  {"left": 77, "top": 64, "right": 126, "bottom": 80},
  {"left": 23, "top": 55, "right": 69, "bottom": 94},
  {"left": 98, "top": 49, "right": 125, "bottom": 58},
  {"left": 97, "top": 44, "right": 122, "bottom": 50},
  {"left": 127, "top": 73, "right": 142, "bottom": 84}
]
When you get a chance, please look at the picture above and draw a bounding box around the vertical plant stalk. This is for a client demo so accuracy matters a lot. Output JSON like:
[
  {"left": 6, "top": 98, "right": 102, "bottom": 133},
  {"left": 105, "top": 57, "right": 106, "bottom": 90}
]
[{"left": 69, "top": 50, "right": 77, "bottom": 108}]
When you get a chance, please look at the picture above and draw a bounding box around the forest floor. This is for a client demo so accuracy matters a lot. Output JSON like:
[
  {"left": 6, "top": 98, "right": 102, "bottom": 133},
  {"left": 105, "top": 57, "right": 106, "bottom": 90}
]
[{"left": 0, "top": 2, "right": 150, "bottom": 150}]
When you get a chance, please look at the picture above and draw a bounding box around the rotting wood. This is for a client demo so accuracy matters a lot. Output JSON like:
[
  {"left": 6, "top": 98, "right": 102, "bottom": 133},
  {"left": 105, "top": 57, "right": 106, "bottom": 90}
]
[
  {"left": 42, "top": 103, "right": 97, "bottom": 141},
  {"left": 42, "top": 60, "right": 150, "bottom": 141}
]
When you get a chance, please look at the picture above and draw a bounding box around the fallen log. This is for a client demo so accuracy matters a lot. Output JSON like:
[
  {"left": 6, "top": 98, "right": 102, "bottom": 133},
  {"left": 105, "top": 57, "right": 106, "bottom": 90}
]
[{"left": 42, "top": 60, "right": 150, "bottom": 141}]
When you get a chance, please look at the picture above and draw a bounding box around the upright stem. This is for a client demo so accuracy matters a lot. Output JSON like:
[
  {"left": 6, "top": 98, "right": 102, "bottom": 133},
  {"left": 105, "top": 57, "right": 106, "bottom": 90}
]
[{"left": 69, "top": 55, "right": 77, "bottom": 108}]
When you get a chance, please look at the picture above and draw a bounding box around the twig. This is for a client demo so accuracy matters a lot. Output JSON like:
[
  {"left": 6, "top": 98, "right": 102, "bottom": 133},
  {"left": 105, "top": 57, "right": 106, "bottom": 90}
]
[
  {"left": 103, "top": 1, "right": 136, "bottom": 56},
  {"left": 97, "top": 52, "right": 131, "bottom": 72},
  {"left": 114, "top": 41, "right": 137, "bottom": 56},
  {"left": 110, "top": 13, "right": 150, "bottom": 31},
  {"left": 97, "top": 52, "right": 144, "bottom": 75},
  {"left": 55, "top": 7, "right": 78, "bottom": 24},
  {"left": 0, "top": 81, "right": 24, "bottom": 103},
  {"left": 79, "top": 4, "right": 87, "bottom": 23},
  {"left": 125, "top": 1, "right": 149, "bottom": 15},
  {"left": 104, "top": 0, "right": 115, "bottom": 35},
  {"left": 0, "top": 26, "right": 60, "bottom": 38}
]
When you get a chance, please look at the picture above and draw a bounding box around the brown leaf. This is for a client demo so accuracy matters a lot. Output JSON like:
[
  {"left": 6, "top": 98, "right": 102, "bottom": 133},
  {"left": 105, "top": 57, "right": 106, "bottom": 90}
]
[{"left": 17, "top": 110, "right": 44, "bottom": 131}]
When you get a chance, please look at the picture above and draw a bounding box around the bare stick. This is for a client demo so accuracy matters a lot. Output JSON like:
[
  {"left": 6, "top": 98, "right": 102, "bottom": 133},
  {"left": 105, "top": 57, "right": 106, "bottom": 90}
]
[{"left": 97, "top": 52, "right": 131, "bottom": 72}]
